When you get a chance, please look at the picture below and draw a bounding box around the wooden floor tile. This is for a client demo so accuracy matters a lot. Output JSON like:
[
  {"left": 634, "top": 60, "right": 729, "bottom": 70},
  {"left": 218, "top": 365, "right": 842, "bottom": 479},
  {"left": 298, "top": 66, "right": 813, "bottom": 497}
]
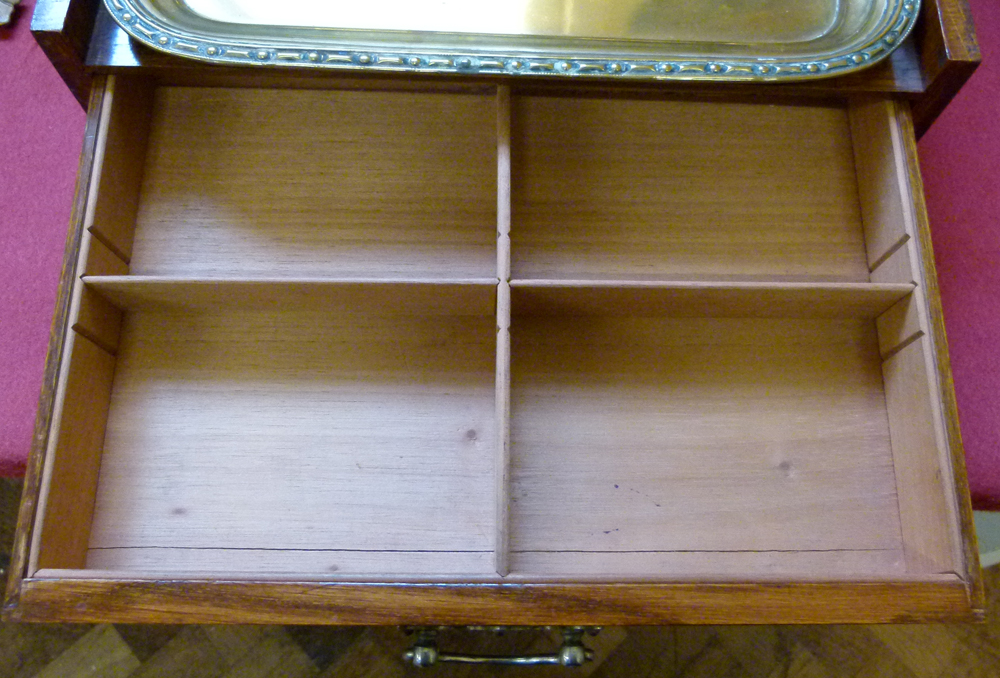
[
  {"left": 589, "top": 627, "right": 670, "bottom": 678},
  {"left": 31, "top": 625, "right": 139, "bottom": 678},
  {"left": 218, "top": 627, "right": 318, "bottom": 678},
  {"left": 315, "top": 629, "right": 405, "bottom": 678},
  {"left": 113, "top": 623, "right": 183, "bottom": 662},
  {"left": 675, "top": 640, "right": 744, "bottom": 678},
  {"left": 0, "top": 623, "right": 92, "bottom": 678},
  {"left": 283, "top": 626, "right": 364, "bottom": 671},
  {"left": 201, "top": 625, "right": 281, "bottom": 667},
  {"left": 871, "top": 624, "right": 965, "bottom": 678},
  {"left": 714, "top": 626, "right": 784, "bottom": 678},
  {"left": 782, "top": 642, "right": 840, "bottom": 678},
  {"left": 126, "top": 627, "right": 229, "bottom": 678}
]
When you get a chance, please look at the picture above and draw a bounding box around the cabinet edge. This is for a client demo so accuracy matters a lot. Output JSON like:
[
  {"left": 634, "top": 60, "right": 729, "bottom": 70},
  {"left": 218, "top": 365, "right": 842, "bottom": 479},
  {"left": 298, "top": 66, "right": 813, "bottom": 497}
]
[
  {"left": 895, "top": 99, "right": 986, "bottom": 618},
  {"left": 2, "top": 76, "right": 110, "bottom": 621},
  {"left": 8, "top": 577, "right": 977, "bottom": 625}
]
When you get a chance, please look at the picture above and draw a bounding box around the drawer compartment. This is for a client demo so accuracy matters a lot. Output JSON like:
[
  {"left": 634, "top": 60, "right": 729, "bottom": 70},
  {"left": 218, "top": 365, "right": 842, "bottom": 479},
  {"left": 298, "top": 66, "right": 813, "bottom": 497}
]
[
  {"left": 510, "top": 297, "right": 908, "bottom": 578},
  {"left": 8, "top": 75, "right": 979, "bottom": 624},
  {"left": 88, "top": 84, "right": 498, "bottom": 281},
  {"left": 511, "top": 96, "right": 872, "bottom": 282},
  {"left": 82, "top": 284, "right": 497, "bottom": 577}
]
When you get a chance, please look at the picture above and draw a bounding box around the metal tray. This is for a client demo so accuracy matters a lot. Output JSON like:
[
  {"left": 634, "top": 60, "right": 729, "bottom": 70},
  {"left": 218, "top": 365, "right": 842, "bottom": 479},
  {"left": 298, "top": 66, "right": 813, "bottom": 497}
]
[{"left": 105, "top": 0, "right": 919, "bottom": 81}]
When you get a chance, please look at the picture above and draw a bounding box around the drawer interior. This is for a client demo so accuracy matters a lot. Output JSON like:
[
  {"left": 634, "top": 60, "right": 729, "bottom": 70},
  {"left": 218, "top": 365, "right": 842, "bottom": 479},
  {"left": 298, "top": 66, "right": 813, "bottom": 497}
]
[
  {"left": 86, "top": 286, "right": 498, "bottom": 576},
  {"left": 509, "top": 310, "right": 901, "bottom": 577},
  {"left": 511, "top": 96, "right": 871, "bottom": 282},
  {"left": 29, "top": 77, "right": 965, "bottom": 583},
  {"left": 95, "top": 86, "right": 498, "bottom": 281}
]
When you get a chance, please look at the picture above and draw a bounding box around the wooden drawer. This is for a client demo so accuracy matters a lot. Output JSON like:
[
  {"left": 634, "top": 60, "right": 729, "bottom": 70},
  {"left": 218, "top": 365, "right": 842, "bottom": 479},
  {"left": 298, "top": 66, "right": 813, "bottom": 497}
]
[{"left": 4, "top": 74, "right": 983, "bottom": 624}]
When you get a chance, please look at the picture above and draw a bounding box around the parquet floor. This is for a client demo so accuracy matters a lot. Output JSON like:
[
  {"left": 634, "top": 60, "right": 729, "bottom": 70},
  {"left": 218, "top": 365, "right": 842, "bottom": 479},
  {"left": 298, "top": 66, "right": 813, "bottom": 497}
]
[{"left": 1, "top": 478, "right": 998, "bottom": 678}]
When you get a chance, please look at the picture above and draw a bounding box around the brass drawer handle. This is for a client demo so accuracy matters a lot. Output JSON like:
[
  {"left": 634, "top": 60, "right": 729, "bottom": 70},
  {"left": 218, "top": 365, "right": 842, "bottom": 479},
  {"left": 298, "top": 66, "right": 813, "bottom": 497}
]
[{"left": 403, "top": 627, "right": 597, "bottom": 668}]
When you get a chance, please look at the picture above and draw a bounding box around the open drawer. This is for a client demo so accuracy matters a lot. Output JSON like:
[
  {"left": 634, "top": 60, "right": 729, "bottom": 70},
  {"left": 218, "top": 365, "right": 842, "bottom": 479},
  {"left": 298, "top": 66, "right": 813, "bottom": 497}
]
[{"left": 4, "top": 74, "right": 983, "bottom": 624}]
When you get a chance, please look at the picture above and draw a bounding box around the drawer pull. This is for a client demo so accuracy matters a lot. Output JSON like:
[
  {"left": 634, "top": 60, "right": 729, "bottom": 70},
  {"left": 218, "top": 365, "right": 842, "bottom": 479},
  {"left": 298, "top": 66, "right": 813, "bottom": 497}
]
[{"left": 403, "top": 627, "right": 597, "bottom": 668}]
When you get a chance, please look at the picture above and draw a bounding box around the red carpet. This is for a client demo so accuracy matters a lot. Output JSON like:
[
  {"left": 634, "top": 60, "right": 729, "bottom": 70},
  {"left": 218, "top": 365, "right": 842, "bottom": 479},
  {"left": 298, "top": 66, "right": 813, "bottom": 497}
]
[
  {"left": 0, "top": 0, "right": 86, "bottom": 476},
  {"left": 1, "top": 1, "right": 998, "bottom": 508},
  {"left": 920, "top": 0, "right": 1000, "bottom": 510}
]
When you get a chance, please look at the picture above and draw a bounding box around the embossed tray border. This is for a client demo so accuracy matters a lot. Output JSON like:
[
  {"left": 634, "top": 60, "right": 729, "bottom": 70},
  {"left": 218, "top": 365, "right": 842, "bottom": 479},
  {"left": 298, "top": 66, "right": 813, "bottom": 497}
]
[{"left": 106, "top": 0, "right": 919, "bottom": 81}]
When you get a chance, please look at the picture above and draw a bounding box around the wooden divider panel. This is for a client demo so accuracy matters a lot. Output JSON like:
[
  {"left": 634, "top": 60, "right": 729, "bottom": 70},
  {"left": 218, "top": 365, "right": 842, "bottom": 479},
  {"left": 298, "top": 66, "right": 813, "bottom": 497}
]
[
  {"left": 85, "top": 76, "right": 154, "bottom": 262},
  {"left": 128, "top": 87, "right": 497, "bottom": 280},
  {"left": 511, "top": 96, "right": 869, "bottom": 282},
  {"left": 495, "top": 85, "right": 512, "bottom": 577}
]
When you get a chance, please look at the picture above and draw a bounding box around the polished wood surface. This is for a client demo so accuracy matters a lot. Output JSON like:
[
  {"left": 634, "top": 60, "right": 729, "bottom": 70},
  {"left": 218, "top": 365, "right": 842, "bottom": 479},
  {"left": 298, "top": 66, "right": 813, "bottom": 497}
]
[
  {"left": 29, "top": 0, "right": 98, "bottom": 106},
  {"left": 10, "top": 576, "right": 976, "bottom": 624},
  {"left": 911, "top": 0, "right": 982, "bottom": 137}
]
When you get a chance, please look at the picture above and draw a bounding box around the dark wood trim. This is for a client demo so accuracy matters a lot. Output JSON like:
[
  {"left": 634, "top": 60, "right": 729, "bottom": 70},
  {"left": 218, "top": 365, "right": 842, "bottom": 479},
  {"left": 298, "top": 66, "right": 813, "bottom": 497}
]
[
  {"left": 30, "top": 0, "right": 101, "bottom": 107},
  {"left": 896, "top": 100, "right": 986, "bottom": 618},
  {"left": 10, "top": 578, "right": 977, "bottom": 625},
  {"left": 1, "top": 76, "right": 108, "bottom": 621},
  {"left": 911, "top": 0, "right": 981, "bottom": 137}
]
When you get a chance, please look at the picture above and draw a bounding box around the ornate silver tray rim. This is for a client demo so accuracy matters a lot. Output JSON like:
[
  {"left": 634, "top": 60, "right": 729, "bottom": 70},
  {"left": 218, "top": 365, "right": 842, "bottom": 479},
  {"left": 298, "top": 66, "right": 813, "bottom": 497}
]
[{"left": 105, "top": 0, "right": 920, "bottom": 82}]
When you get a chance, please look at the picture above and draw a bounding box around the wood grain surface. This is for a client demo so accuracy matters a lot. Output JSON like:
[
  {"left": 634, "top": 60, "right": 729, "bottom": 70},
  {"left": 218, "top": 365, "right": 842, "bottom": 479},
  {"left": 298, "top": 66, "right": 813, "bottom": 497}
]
[
  {"left": 128, "top": 87, "right": 497, "bottom": 280},
  {"left": 509, "top": 316, "right": 901, "bottom": 566},
  {"left": 511, "top": 96, "right": 869, "bottom": 282},
  {"left": 11, "top": 577, "right": 975, "bottom": 624},
  {"left": 5, "top": 74, "right": 982, "bottom": 623},
  {"left": 86, "top": 305, "right": 497, "bottom": 576}
]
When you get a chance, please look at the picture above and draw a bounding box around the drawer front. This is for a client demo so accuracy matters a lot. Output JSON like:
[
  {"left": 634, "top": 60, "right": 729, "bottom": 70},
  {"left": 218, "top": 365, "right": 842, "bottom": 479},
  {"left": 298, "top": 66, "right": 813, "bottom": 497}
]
[{"left": 3, "top": 74, "right": 982, "bottom": 624}]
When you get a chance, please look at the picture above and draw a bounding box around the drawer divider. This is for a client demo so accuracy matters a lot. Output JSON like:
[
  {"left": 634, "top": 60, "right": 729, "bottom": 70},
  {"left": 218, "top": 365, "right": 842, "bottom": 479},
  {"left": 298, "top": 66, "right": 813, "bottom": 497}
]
[{"left": 495, "top": 85, "right": 512, "bottom": 577}]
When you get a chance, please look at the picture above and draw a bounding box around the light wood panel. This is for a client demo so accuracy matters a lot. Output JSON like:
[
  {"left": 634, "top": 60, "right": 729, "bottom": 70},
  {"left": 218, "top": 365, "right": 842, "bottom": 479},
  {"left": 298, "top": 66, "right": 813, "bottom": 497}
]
[
  {"left": 495, "top": 85, "right": 512, "bottom": 577},
  {"left": 882, "top": 338, "right": 959, "bottom": 574},
  {"left": 72, "top": 231, "right": 126, "bottom": 355},
  {"left": 128, "top": 87, "right": 497, "bottom": 280},
  {"left": 83, "top": 277, "right": 496, "bottom": 315},
  {"left": 87, "top": 307, "right": 497, "bottom": 576},
  {"left": 83, "top": 235, "right": 128, "bottom": 277},
  {"left": 73, "top": 287, "right": 122, "bottom": 355},
  {"left": 509, "top": 315, "right": 903, "bottom": 576},
  {"left": 33, "top": 333, "right": 117, "bottom": 570},
  {"left": 510, "top": 281, "right": 914, "bottom": 318},
  {"left": 870, "top": 237, "right": 917, "bottom": 284},
  {"left": 7, "top": 79, "right": 113, "bottom": 611},
  {"left": 894, "top": 100, "right": 974, "bottom": 592},
  {"left": 876, "top": 293, "right": 924, "bottom": 359},
  {"left": 84, "top": 75, "right": 154, "bottom": 261},
  {"left": 849, "top": 97, "right": 913, "bottom": 269},
  {"left": 510, "top": 550, "right": 908, "bottom": 580},
  {"left": 86, "top": 549, "right": 495, "bottom": 577},
  {"left": 511, "top": 96, "right": 869, "bottom": 281}
]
